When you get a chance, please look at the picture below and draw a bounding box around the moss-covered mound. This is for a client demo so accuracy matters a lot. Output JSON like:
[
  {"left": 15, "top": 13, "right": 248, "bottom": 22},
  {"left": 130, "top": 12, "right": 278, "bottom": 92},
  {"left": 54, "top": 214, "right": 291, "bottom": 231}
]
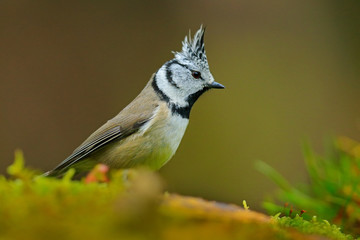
[{"left": 0, "top": 151, "right": 355, "bottom": 240}]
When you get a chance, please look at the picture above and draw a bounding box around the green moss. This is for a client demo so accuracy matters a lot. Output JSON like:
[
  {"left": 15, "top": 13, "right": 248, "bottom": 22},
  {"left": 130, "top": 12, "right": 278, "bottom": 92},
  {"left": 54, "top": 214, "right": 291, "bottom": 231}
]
[
  {"left": 272, "top": 214, "right": 355, "bottom": 240},
  {"left": 0, "top": 150, "right": 356, "bottom": 240},
  {"left": 257, "top": 137, "right": 360, "bottom": 238},
  {"left": 1, "top": 151, "right": 162, "bottom": 240}
]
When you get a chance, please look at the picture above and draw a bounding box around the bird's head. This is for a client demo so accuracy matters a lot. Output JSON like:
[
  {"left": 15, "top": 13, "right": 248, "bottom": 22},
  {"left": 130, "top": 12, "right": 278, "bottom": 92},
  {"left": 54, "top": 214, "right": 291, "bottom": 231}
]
[{"left": 154, "top": 26, "right": 224, "bottom": 116}]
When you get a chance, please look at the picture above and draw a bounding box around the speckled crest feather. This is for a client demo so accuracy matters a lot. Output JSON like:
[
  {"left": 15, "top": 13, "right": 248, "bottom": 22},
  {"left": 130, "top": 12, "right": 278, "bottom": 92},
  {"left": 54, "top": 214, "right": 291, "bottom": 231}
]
[{"left": 174, "top": 26, "right": 209, "bottom": 70}]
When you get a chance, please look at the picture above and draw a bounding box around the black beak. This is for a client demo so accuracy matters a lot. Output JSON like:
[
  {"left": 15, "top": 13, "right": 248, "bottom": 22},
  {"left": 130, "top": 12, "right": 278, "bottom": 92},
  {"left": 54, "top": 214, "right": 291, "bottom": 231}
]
[{"left": 209, "top": 81, "right": 225, "bottom": 89}]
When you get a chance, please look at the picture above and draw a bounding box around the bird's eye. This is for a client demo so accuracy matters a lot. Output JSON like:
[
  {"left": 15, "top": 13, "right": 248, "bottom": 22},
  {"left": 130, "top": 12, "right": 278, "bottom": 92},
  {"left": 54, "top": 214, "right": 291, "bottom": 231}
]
[{"left": 192, "top": 71, "right": 201, "bottom": 79}]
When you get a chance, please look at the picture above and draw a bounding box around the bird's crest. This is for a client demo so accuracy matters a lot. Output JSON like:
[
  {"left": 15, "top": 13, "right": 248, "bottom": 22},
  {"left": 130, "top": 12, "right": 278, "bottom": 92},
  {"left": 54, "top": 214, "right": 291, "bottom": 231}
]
[{"left": 174, "top": 26, "right": 209, "bottom": 70}]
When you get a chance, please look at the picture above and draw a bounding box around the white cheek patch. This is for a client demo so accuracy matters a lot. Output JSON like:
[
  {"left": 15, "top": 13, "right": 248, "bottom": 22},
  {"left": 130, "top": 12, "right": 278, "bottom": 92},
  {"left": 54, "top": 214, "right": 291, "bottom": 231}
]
[
  {"left": 155, "top": 60, "right": 209, "bottom": 109},
  {"left": 156, "top": 65, "right": 189, "bottom": 107},
  {"left": 170, "top": 64, "right": 204, "bottom": 93}
]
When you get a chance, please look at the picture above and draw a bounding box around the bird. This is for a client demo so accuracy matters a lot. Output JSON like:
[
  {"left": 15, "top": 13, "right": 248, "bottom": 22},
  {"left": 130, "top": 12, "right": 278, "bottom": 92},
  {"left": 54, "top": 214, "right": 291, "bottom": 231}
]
[{"left": 44, "top": 26, "right": 224, "bottom": 177}]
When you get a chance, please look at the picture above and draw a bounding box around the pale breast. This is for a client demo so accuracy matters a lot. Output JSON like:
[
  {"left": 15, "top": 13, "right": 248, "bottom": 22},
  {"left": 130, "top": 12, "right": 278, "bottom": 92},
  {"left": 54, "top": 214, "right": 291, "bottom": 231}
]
[
  {"left": 103, "top": 103, "right": 189, "bottom": 170},
  {"left": 139, "top": 103, "right": 189, "bottom": 169},
  {"left": 156, "top": 109, "right": 189, "bottom": 154}
]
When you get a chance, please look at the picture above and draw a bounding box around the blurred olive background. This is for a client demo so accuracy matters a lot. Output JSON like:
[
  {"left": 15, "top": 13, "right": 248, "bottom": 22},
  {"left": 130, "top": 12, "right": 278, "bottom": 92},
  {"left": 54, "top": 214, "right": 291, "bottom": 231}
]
[{"left": 1, "top": 0, "right": 360, "bottom": 210}]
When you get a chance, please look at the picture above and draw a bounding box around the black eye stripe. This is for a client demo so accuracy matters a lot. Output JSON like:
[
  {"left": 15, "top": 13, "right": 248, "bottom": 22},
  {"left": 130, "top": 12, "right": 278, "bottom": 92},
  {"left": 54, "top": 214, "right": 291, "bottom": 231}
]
[
  {"left": 168, "top": 59, "right": 189, "bottom": 70},
  {"left": 167, "top": 59, "right": 203, "bottom": 80},
  {"left": 152, "top": 74, "right": 210, "bottom": 119},
  {"left": 165, "top": 61, "right": 180, "bottom": 89}
]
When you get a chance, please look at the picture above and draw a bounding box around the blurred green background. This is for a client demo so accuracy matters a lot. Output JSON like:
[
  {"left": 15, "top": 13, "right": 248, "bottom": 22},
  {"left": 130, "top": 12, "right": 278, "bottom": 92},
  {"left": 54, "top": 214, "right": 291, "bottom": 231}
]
[{"left": 1, "top": 0, "right": 360, "bottom": 210}]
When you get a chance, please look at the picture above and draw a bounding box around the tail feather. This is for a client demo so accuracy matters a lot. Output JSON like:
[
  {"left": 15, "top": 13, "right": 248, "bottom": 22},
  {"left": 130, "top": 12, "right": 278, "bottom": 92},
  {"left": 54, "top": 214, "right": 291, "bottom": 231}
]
[{"left": 42, "top": 169, "right": 63, "bottom": 178}]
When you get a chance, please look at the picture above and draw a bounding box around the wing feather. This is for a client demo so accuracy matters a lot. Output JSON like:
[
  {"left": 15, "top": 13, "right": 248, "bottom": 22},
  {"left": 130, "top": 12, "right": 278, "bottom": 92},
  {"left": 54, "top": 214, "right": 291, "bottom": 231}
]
[
  {"left": 44, "top": 121, "right": 148, "bottom": 177},
  {"left": 44, "top": 74, "right": 159, "bottom": 177}
]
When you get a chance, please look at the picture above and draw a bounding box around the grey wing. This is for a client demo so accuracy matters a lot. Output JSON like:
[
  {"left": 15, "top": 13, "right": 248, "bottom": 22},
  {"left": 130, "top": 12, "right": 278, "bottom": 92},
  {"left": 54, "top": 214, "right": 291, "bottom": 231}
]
[
  {"left": 44, "top": 119, "right": 149, "bottom": 177},
  {"left": 44, "top": 74, "right": 160, "bottom": 177}
]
